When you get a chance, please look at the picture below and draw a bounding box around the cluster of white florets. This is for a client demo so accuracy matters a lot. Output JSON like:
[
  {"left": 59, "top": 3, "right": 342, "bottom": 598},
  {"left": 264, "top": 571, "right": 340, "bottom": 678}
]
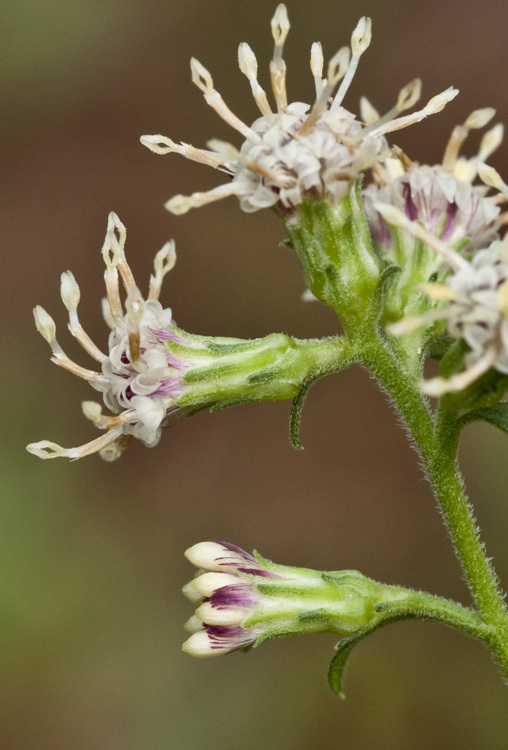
[
  {"left": 364, "top": 163, "right": 501, "bottom": 252},
  {"left": 141, "top": 5, "right": 457, "bottom": 219},
  {"left": 364, "top": 109, "right": 504, "bottom": 256},
  {"left": 380, "top": 196, "right": 508, "bottom": 394},
  {"left": 26, "top": 213, "right": 188, "bottom": 461}
]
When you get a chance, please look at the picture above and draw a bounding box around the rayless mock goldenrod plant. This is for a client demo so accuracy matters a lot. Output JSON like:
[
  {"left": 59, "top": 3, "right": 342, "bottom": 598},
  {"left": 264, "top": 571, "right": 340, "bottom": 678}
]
[{"left": 28, "top": 5, "right": 508, "bottom": 696}]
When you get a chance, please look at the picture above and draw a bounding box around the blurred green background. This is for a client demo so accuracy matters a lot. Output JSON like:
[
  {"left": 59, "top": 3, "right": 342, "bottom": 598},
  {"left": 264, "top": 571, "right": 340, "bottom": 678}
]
[{"left": 2, "top": 0, "right": 508, "bottom": 747}]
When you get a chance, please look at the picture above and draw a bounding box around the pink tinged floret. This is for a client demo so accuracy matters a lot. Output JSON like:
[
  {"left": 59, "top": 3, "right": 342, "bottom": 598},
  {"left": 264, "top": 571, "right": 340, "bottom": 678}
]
[{"left": 26, "top": 213, "right": 185, "bottom": 461}]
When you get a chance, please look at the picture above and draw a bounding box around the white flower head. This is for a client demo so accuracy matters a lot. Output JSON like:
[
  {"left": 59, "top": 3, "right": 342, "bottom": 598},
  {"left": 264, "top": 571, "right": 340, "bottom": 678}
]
[
  {"left": 27, "top": 213, "right": 187, "bottom": 461},
  {"left": 364, "top": 109, "right": 504, "bottom": 255},
  {"left": 141, "top": 5, "right": 457, "bottom": 220},
  {"left": 387, "top": 237, "right": 508, "bottom": 395}
]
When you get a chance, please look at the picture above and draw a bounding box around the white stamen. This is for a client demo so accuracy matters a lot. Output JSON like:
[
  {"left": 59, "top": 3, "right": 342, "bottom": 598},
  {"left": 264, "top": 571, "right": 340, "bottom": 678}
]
[
  {"left": 165, "top": 182, "right": 246, "bottom": 215},
  {"left": 421, "top": 348, "right": 498, "bottom": 396},
  {"left": 370, "top": 86, "right": 458, "bottom": 136},
  {"left": 464, "top": 107, "right": 496, "bottom": 129},
  {"left": 26, "top": 427, "right": 124, "bottom": 460},
  {"left": 148, "top": 241, "right": 176, "bottom": 300},
  {"left": 33, "top": 305, "right": 57, "bottom": 346},
  {"left": 141, "top": 135, "right": 226, "bottom": 169},
  {"left": 373, "top": 201, "right": 468, "bottom": 271},
  {"left": 363, "top": 79, "right": 422, "bottom": 135},
  {"left": 478, "top": 123, "right": 504, "bottom": 161},
  {"left": 191, "top": 58, "right": 262, "bottom": 143},
  {"left": 299, "top": 47, "right": 350, "bottom": 136},
  {"left": 60, "top": 272, "right": 106, "bottom": 362},
  {"left": 238, "top": 42, "right": 272, "bottom": 115},
  {"left": 270, "top": 4, "right": 290, "bottom": 111},
  {"left": 332, "top": 16, "right": 372, "bottom": 110},
  {"left": 478, "top": 163, "right": 507, "bottom": 194},
  {"left": 359, "top": 96, "right": 380, "bottom": 124},
  {"left": 271, "top": 3, "right": 290, "bottom": 58},
  {"left": 310, "top": 42, "right": 324, "bottom": 97}
]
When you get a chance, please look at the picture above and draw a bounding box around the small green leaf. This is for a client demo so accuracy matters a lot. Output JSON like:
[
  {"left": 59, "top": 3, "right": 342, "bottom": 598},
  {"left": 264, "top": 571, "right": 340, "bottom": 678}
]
[
  {"left": 328, "top": 631, "right": 370, "bottom": 699},
  {"left": 289, "top": 377, "right": 315, "bottom": 450},
  {"left": 450, "top": 370, "right": 508, "bottom": 411},
  {"left": 458, "top": 403, "right": 508, "bottom": 434},
  {"left": 375, "top": 264, "right": 401, "bottom": 302}
]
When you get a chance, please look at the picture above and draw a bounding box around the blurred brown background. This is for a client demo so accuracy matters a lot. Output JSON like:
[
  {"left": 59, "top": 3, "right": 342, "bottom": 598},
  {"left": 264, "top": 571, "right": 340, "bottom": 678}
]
[{"left": 2, "top": 0, "right": 508, "bottom": 747}]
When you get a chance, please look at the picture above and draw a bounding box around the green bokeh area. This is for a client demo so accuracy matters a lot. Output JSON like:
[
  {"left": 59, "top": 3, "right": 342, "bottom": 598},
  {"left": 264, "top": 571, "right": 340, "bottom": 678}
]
[{"left": 2, "top": 0, "right": 508, "bottom": 747}]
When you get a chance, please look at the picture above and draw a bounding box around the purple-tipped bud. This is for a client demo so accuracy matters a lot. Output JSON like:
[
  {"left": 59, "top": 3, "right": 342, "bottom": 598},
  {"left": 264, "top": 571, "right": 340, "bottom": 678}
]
[{"left": 182, "top": 541, "right": 392, "bottom": 658}]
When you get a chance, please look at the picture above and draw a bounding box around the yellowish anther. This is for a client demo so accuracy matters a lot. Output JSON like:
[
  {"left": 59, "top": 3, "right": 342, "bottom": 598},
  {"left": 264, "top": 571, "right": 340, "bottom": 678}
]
[
  {"left": 238, "top": 42, "right": 258, "bottom": 81},
  {"left": 420, "top": 282, "right": 458, "bottom": 302},
  {"left": 327, "top": 47, "right": 350, "bottom": 87},
  {"left": 351, "top": 16, "right": 372, "bottom": 56},
  {"left": 26, "top": 441, "right": 68, "bottom": 459},
  {"left": 396, "top": 79, "right": 422, "bottom": 111},
  {"left": 191, "top": 58, "right": 214, "bottom": 96},
  {"left": 238, "top": 42, "right": 272, "bottom": 115},
  {"left": 464, "top": 107, "right": 496, "bottom": 129},
  {"left": 359, "top": 96, "right": 380, "bottom": 124},
  {"left": 60, "top": 271, "right": 80, "bottom": 312},
  {"left": 298, "top": 46, "right": 349, "bottom": 135},
  {"left": 271, "top": 4, "right": 290, "bottom": 54},
  {"left": 370, "top": 87, "right": 459, "bottom": 137},
  {"left": 99, "top": 435, "right": 133, "bottom": 462},
  {"left": 424, "top": 87, "right": 459, "bottom": 115},
  {"left": 477, "top": 163, "right": 505, "bottom": 191},
  {"left": 140, "top": 135, "right": 178, "bottom": 154},
  {"left": 478, "top": 123, "right": 504, "bottom": 160},
  {"left": 107, "top": 212, "right": 126, "bottom": 252},
  {"left": 497, "top": 279, "right": 508, "bottom": 317},
  {"left": 82, "top": 401, "right": 103, "bottom": 423},
  {"left": 310, "top": 41, "right": 324, "bottom": 82},
  {"left": 154, "top": 241, "right": 176, "bottom": 279},
  {"left": 149, "top": 241, "right": 176, "bottom": 300},
  {"left": 33, "top": 305, "right": 56, "bottom": 344},
  {"left": 165, "top": 195, "right": 195, "bottom": 215},
  {"left": 102, "top": 231, "right": 121, "bottom": 271}
]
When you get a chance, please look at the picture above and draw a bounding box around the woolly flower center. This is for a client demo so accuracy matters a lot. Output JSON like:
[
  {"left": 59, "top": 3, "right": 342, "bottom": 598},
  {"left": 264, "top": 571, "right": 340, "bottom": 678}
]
[{"left": 233, "top": 103, "right": 386, "bottom": 213}]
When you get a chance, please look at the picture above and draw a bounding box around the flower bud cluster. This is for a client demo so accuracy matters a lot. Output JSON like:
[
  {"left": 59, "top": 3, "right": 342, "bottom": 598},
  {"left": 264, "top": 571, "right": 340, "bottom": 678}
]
[{"left": 182, "top": 541, "right": 393, "bottom": 657}]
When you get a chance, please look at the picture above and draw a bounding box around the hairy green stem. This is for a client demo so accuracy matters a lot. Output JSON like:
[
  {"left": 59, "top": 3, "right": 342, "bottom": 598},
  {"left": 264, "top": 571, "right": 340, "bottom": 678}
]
[{"left": 360, "top": 332, "right": 508, "bottom": 677}]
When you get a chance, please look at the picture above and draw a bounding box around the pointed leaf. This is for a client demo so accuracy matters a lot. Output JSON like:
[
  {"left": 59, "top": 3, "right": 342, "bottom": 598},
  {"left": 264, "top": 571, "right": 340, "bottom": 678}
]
[
  {"left": 458, "top": 403, "right": 508, "bottom": 434},
  {"left": 328, "top": 630, "right": 371, "bottom": 699},
  {"left": 289, "top": 378, "right": 314, "bottom": 450}
]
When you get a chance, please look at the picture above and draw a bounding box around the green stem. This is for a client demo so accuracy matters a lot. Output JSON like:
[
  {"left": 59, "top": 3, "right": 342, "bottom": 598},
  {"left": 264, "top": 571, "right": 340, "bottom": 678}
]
[{"left": 360, "top": 332, "right": 508, "bottom": 678}]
